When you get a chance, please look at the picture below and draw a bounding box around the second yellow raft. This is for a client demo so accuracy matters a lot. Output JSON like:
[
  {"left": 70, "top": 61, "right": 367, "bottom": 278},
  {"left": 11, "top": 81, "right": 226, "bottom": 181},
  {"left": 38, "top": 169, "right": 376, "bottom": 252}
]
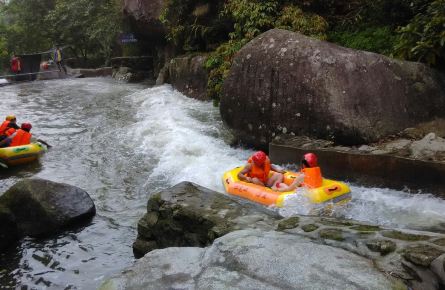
[
  {"left": 0, "top": 142, "right": 47, "bottom": 167},
  {"left": 223, "top": 167, "right": 351, "bottom": 207}
]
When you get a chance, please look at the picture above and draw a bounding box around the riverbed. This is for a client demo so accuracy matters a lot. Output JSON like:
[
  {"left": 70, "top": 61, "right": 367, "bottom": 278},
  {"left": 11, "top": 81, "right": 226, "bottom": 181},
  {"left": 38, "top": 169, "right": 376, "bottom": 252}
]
[{"left": 1, "top": 78, "right": 444, "bottom": 289}]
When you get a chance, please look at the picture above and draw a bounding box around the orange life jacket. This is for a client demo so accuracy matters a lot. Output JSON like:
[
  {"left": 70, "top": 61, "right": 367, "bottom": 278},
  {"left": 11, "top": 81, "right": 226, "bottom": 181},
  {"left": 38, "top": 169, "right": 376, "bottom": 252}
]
[
  {"left": 9, "top": 129, "right": 32, "bottom": 147},
  {"left": 0, "top": 121, "right": 10, "bottom": 135},
  {"left": 247, "top": 156, "right": 271, "bottom": 183},
  {"left": 302, "top": 167, "right": 323, "bottom": 188},
  {"left": 5, "top": 127, "right": 16, "bottom": 136}
]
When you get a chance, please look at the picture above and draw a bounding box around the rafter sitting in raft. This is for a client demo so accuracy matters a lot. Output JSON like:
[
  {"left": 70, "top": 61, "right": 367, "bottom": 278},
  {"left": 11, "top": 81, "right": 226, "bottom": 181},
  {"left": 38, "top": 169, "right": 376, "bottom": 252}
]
[
  {"left": 273, "top": 153, "right": 322, "bottom": 191},
  {"left": 237, "top": 151, "right": 285, "bottom": 188}
]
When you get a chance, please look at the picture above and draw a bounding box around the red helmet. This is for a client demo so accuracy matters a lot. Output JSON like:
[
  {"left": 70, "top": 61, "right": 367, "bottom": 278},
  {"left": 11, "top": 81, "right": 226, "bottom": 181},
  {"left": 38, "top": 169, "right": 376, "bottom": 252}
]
[
  {"left": 21, "top": 123, "right": 32, "bottom": 131},
  {"left": 252, "top": 151, "right": 267, "bottom": 165},
  {"left": 302, "top": 153, "right": 318, "bottom": 168}
]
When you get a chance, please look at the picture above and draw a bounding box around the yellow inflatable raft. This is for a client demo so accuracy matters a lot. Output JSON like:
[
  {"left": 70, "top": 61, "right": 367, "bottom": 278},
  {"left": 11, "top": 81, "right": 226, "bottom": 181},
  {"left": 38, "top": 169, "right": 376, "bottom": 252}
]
[
  {"left": 223, "top": 167, "right": 351, "bottom": 207},
  {"left": 0, "top": 142, "right": 47, "bottom": 167}
]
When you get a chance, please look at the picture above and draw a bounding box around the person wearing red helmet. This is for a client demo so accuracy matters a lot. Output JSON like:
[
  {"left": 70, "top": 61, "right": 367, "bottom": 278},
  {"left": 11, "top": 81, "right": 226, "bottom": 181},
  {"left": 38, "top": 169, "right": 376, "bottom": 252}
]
[
  {"left": 0, "top": 122, "right": 35, "bottom": 147},
  {"left": 237, "top": 151, "right": 285, "bottom": 187},
  {"left": 0, "top": 115, "right": 20, "bottom": 142},
  {"left": 273, "top": 152, "right": 323, "bottom": 192}
]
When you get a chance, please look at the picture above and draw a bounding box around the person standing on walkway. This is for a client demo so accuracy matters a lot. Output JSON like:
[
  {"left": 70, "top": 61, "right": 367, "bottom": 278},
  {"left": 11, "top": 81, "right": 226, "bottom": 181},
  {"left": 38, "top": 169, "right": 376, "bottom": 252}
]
[
  {"left": 54, "top": 46, "right": 67, "bottom": 74},
  {"left": 10, "top": 53, "right": 22, "bottom": 80}
]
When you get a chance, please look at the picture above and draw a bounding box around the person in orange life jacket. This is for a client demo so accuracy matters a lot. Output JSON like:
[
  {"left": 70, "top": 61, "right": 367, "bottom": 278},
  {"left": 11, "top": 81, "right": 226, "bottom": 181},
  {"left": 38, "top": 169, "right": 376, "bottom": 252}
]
[
  {"left": 0, "top": 115, "right": 19, "bottom": 142},
  {"left": 272, "top": 153, "right": 323, "bottom": 192},
  {"left": 0, "top": 123, "right": 34, "bottom": 148},
  {"left": 237, "top": 151, "right": 285, "bottom": 188}
]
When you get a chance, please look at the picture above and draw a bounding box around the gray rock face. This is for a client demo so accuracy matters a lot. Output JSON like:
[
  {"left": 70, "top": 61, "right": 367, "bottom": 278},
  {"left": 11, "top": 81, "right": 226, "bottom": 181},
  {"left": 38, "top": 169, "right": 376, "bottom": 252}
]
[
  {"left": 103, "top": 230, "right": 397, "bottom": 290},
  {"left": 220, "top": 29, "right": 445, "bottom": 146},
  {"left": 133, "top": 182, "right": 279, "bottom": 258},
  {"left": 123, "top": 0, "right": 165, "bottom": 39},
  {"left": 164, "top": 55, "right": 210, "bottom": 100},
  {"left": 0, "top": 178, "right": 95, "bottom": 237}
]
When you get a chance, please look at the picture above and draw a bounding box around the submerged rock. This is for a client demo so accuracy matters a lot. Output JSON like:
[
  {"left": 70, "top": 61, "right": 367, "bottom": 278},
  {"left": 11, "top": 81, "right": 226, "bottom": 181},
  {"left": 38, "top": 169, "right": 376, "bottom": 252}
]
[
  {"left": 0, "top": 178, "right": 95, "bottom": 237},
  {"left": 103, "top": 230, "right": 398, "bottom": 290}
]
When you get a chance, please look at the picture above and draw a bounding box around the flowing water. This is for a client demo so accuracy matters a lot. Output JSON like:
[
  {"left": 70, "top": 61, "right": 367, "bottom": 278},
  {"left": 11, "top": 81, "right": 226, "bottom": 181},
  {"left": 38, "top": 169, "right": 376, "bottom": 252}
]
[{"left": 0, "top": 78, "right": 444, "bottom": 289}]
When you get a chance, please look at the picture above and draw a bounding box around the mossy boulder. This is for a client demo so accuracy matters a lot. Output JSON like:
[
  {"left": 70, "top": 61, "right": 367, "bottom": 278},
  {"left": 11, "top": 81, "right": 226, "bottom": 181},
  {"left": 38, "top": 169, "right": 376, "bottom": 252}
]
[
  {"left": 403, "top": 245, "right": 445, "bottom": 267},
  {"left": 0, "top": 178, "right": 95, "bottom": 237},
  {"left": 381, "top": 230, "right": 431, "bottom": 241},
  {"left": 302, "top": 223, "right": 319, "bottom": 232},
  {"left": 133, "top": 182, "right": 279, "bottom": 258},
  {"left": 277, "top": 216, "right": 299, "bottom": 231},
  {"left": 366, "top": 239, "right": 397, "bottom": 255},
  {"left": 319, "top": 228, "right": 345, "bottom": 241}
]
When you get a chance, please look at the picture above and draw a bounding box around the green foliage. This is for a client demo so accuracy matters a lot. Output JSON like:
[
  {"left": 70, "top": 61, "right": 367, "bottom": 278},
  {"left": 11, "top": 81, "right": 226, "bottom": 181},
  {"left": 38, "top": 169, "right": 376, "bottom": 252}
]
[
  {"left": 0, "top": 0, "right": 121, "bottom": 70},
  {"left": 160, "top": 1, "right": 228, "bottom": 52},
  {"left": 328, "top": 26, "right": 397, "bottom": 55},
  {"left": 46, "top": 0, "right": 121, "bottom": 64},
  {"left": 395, "top": 0, "right": 445, "bottom": 66},
  {"left": 276, "top": 5, "right": 328, "bottom": 40}
]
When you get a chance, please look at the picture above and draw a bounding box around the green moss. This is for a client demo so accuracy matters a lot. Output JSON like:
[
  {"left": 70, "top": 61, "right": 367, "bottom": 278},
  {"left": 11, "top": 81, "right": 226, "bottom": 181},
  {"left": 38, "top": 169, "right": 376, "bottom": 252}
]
[
  {"left": 381, "top": 230, "right": 431, "bottom": 241},
  {"left": 350, "top": 225, "right": 381, "bottom": 232},
  {"left": 366, "top": 239, "right": 397, "bottom": 255},
  {"left": 301, "top": 224, "right": 319, "bottom": 232},
  {"left": 402, "top": 245, "right": 445, "bottom": 267},
  {"left": 277, "top": 216, "right": 299, "bottom": 231},
  {"left": 319, "top": 228, "right": 345, "bottom": 241},
  {"left": 319, "top": 218, "right": 354, "bottom": 227},
  {"left": 432, "top": 238, "right": 445, "bottom": 247}
]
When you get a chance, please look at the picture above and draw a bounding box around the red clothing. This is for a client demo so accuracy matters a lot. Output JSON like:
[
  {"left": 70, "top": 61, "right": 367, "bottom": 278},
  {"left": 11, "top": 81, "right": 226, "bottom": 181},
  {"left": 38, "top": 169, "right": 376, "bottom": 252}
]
[
  {"left": 11, "top": 57, "right": 21, "bottom": 73},
  {"left": 0, "top": 121, "right": 10, "bottom": 135},
  {"left": 10, "top": 129, "right": 32, "bottom": 146}
]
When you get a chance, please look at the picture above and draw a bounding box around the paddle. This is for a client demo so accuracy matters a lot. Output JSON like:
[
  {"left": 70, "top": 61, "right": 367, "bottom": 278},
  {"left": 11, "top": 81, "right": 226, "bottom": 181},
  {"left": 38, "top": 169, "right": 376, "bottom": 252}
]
[
  {"left": 37, "top": 139, "right": 52, "bottom": 148},
  {"left": 0, "top": 161, "right": 8, "bottom": 169}
]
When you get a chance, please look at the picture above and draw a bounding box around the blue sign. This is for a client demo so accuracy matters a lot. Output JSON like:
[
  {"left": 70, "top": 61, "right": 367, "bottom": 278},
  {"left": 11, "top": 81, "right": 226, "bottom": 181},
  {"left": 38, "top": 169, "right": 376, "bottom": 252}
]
[{"left": 120, "top": 33, "right": 137, "bottom": 44}]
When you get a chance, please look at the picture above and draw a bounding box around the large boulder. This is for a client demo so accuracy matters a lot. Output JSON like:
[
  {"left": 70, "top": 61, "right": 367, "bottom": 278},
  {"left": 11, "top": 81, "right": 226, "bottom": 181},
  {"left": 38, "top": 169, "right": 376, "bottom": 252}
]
[
  {"left": 132, "top": 182, "right": 279, "bottom": 258},
  {"left": 220, "top": 29, "right": 445, "bottom": 147},
  {"left": 102, "top": 230, "right": 399, "bottom": 290},
  {"left": 0, "top": 178, "right": 95, "bottom": 237}
]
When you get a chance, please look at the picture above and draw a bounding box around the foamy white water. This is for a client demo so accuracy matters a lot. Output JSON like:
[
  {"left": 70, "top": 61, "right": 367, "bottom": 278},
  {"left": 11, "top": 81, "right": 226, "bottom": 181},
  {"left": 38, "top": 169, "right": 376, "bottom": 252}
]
[{"left": 128, "top": 85, "right": 445, "bottom": 232}]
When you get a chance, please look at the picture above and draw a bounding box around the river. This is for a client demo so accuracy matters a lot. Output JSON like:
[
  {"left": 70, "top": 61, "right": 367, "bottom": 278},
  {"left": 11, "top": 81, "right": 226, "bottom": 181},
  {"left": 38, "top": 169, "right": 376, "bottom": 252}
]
[{"left": 1, "top": 78, "right": 444, "bottom": 289}]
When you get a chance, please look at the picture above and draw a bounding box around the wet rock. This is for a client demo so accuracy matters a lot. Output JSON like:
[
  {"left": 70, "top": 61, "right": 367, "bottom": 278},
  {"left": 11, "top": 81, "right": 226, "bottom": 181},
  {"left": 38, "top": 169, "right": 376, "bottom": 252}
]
[
  {"left": 104, "top": 230, "right": 397, "bottom": 290},
  {"left": 0, "top": 178, "right": 95, "bottom": 237},
  {"left": 319, "top": 228, "right": 345, "bottom": 241},
  {"left": 166, "top": 55, "right": 210, "bottom": 101},
  {"left": 430, "top": 254, "right": 445, "bottom": 286},
  {"left": 432, "top": 238, "right": 445, "bottom": 247},
  {"left": 350, "top": 225, "right": 381, "bottom": 232},
  {"left": 366, "top": 239, "right": 397, "bottom": 255},
  {"left": 410, "top": 133, "right": 445, "bottom": 160},
  {"left": 220, "top": 29, "right": 445, "bottom": 147},
  {"left": 301, "top": 223, "right": 319, "bottom": 232},
  {"left": 403, "top": 245, "right": 445, "bottom": 267},
  {"left": 0, "top": 205, "right": 18, "bottom": 251},
  {"left": 384, "top": 139, "right": 412, "bottom": 152},
  {"left": 276, "top": 216, "right": 299, "bottom": 231},
  {"left": 381, "top": 230, "right": 432, "bottom": 241},
  {"left": 132, "top": 182, "right": 279, "bottom": 258}
]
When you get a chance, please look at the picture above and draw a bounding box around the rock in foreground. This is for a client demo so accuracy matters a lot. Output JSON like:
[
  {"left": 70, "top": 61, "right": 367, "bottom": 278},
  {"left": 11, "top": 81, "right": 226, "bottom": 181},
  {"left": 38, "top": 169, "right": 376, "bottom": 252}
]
[
  {"left": 103, "top": 229, "right": 398, "bottom": 290},
  {"left": 0, "top": 178, "right": 95, "bottom": 238}
]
